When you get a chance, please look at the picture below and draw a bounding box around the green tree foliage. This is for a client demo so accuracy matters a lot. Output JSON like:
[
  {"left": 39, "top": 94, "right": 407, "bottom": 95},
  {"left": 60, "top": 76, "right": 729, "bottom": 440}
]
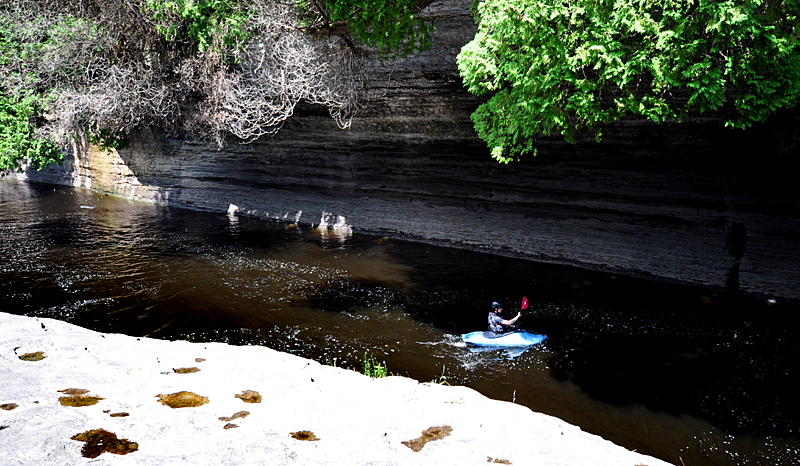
[
  {"left": 0, "top": 93, "right": 62, "bottom": 172},
  {"left": 145, "top": 0, "right": 252, "bottom": 53},
  {"left": 458, "top": 0, "right": 800, "bottom": 163},
  {"left": 321, "top": 0, "right": 434, "bottom": 57},
  {"left": 0, "top": 13, "right": 69, "bottom": 171},
  {"left": 144, "top": 0, "right": 433, "bottom": 58}
]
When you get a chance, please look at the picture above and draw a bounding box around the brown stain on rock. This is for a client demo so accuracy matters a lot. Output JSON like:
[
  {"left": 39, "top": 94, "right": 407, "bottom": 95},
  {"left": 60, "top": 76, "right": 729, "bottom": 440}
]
[
  {"left": 290, "top": 430, "right": 319, "bottom": 441},
  {"left": 59, "top": 396, "right": 104, "bottom": 407},
  {"left": 59, "top": 388, "right": 89, "bottom": 396},
  {"left": 173, "top": 367, "right": 201, "bottom": 374},
  {"left": 71, "top": 429, "right": 138, "bottom": 458},
  {"left": 488, "top": 457, "right": 512, "bottom": 464},
  {"left": 195, "top": 358, "right": 206, "bottom": 363},
  {"left": 110, "top": 412, "right": 130, "bottom": 417},
  {"left": 219, "top": 411, "right": 249, "bottom": 422},
  {"left": 223, "top": 423, "right": 238, "bottom": 429},
  {"left": 234, "top": 390, "right": 262, "bottom": 404},
  {"left": 156, "top": 391, "right": 209, "bottom": 408},
  {"left": 402, "top": 426, "right": 453, "bottom": 452},
  {"left": 18, "top": 352, "right": 46, "bottom": 361},
  {"left": 1, "top": 403, "right": 18, "bottom": 411}
]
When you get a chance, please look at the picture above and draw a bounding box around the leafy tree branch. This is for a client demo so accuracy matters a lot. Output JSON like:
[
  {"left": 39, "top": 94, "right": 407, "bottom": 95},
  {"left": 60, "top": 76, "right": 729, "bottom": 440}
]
[
  {"left": 0, "top": 92, "right": 62, "bottom": 172},
  {"left": 298, "top": 0, "right": 436, "bottom": 58},
  {"left": 458, "top": 0, "right": 800, "bottom": 163}
]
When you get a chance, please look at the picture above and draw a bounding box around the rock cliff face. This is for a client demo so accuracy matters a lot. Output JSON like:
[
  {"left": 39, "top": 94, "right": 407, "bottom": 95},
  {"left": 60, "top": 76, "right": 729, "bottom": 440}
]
[{"left": 7, "top": 0, "right": 800, "bottom": 303}]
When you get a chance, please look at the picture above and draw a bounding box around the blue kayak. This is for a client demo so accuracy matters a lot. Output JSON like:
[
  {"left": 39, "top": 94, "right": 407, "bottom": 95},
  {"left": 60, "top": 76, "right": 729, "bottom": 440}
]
[{"left": 462, "top": 330, "right": 546, "bottom": 347}]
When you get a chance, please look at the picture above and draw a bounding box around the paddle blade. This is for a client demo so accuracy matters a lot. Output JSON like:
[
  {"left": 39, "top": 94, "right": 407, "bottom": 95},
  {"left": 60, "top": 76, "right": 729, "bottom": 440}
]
[{"left": 521, "top": 296, "right": 528, "bottom": 310}]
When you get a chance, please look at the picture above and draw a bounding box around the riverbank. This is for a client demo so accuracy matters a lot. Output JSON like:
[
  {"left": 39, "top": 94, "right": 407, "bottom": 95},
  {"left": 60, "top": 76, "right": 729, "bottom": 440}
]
[{"left": 0, "top": 312, "right": 671, "bottom": 465}]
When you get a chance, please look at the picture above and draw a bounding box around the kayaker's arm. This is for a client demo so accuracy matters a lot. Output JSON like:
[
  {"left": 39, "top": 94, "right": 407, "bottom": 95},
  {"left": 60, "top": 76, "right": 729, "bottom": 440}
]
[{"left": 499, "top": 312, "right": 522, "bottom": 326}]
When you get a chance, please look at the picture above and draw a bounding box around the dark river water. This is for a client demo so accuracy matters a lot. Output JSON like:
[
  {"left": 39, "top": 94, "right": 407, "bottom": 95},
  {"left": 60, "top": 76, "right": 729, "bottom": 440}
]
[{"left": 1, "top": 181, "right": 798, "bottom": 466}]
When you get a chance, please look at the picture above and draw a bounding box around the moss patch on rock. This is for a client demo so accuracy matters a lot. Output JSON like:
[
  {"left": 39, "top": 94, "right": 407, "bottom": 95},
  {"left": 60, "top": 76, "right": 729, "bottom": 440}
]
[
  {"left": 71, "top": 429, "right": 138, "bottom": 458},
  {"left": 156, "top": 391, "right": 209, "bottom": 408},
  {"left": 402, "top": 426, "right": 453, "bottom": 452},
  {"left": 219, "top": 411, "right": 249, "bottom": 422},
  {"left": 290, "top": 430, "right": 319, "bottom": 441},
  {"left": 59, "top": 396, "right": 104, "bottom": 407},
  {"left": 488, "top": 457, "right": 512, "bottom": 464},
  {"left": 58, "top": 388, "right": 89, "bottom": 396},
  {"left": 18, "top": 352, "right": 46, "bottom": 361},
  {"left": 234, "top": 390, "right": 261, "bottom": 404}
]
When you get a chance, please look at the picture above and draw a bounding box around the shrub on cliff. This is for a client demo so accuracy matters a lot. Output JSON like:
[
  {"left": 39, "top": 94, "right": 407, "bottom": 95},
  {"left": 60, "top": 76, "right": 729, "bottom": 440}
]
[
  {"left": 0, "top": 0, "right": 433, "bottom": 171},
  {"left": 458, "top": 0, "right": 800, "bottom": 163},
  {"left": 0, "top": 93, "right": 62, "bottom": 172}
]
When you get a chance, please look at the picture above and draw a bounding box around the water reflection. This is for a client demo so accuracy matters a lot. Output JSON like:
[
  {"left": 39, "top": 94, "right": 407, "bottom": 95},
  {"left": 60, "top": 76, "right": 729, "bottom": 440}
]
[
  {"left": 464, "top": 344, "right": 538, "bottom": 360},
  {"left": 1, "top": 181, "right": 798, "bottom": 466}
]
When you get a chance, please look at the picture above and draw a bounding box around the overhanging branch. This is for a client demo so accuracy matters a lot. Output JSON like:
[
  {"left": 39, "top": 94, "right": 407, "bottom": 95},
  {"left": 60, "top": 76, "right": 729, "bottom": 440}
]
[{"left": 300, "top": 0, "right": 438, "bottom": 37}]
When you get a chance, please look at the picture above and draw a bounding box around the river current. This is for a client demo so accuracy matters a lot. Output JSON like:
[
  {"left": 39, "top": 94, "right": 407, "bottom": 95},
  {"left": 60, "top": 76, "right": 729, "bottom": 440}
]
[{"left": 1, "top": 181, "right": 798, "bottom": 466}]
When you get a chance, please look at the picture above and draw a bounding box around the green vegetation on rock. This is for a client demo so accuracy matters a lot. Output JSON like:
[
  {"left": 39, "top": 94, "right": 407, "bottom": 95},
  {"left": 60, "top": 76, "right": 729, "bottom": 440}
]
[
  {"left": 145, "top": 0, "right": 253, "bottom": 53},
  {"left": 458, "top": 0, "right": 800, "bottom": 163},
  {"left": 319, "top": 0, "right": 434, "bottom": 58},
  {"left": 0, "top": 93, "right": 62, "bottom": 171},
  {"left": 362, "top": 352, "right": 388, "bottom": 378},
  {"left": 1, "top": 0, "right": 434, "bottom": 171}
]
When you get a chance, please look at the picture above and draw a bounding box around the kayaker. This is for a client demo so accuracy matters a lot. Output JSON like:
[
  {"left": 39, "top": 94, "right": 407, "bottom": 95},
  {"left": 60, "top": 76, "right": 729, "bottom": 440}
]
[{"left": 488, "top": 301, "right": 521, "bottom": 334}]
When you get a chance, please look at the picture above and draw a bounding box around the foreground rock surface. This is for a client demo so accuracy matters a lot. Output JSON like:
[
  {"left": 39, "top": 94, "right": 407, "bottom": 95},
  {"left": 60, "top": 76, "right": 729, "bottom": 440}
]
[{"left": 0, "top": 312, "right": 670, "bottom": 466}]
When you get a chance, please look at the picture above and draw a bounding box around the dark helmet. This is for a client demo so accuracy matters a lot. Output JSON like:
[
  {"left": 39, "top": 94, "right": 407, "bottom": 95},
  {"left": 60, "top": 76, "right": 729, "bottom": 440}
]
[{"left": 492, "top": 301, "right": 502, "bottom": 310}]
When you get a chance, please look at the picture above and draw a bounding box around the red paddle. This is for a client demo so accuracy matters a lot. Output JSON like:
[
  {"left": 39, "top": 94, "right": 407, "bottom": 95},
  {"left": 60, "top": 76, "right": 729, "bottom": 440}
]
[{"left": 521, "top": 296, "right": 528, "bottom": 310}]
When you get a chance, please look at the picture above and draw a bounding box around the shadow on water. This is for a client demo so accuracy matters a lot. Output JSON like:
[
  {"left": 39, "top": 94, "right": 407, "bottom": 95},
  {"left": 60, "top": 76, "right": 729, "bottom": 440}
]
[
  {"left": 550, "top": 327, "right": 797, "bottom": 435},
  {"left": 1, "top": 181, "right": 799, "bottom": 466}
]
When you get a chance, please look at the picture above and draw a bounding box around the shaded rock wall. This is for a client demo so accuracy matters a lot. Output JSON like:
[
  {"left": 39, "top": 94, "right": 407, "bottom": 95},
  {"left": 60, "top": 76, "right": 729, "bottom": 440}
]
[{"left": 7, "top": 0, "right": 800, "bottom": 303}]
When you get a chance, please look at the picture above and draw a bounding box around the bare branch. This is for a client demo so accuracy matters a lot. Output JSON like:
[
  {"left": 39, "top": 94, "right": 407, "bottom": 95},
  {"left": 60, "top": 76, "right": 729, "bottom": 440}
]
[{"left": 1, "top": 0, "right": 365, "bottom": 149}]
